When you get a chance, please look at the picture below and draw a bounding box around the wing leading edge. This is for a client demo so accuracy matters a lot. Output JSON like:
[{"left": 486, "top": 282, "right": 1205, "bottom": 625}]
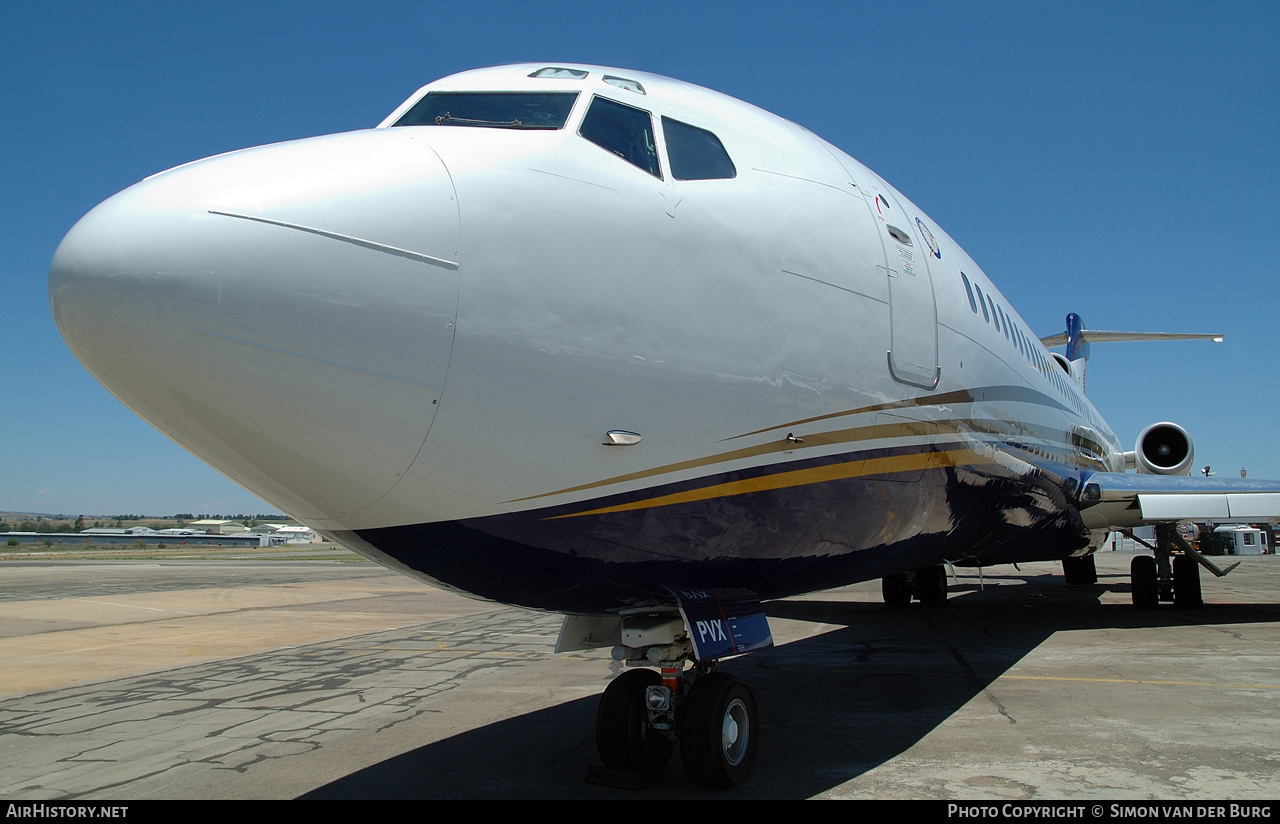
[{"left": 1076, "top": 471, "right": 1280, "bottom": 531}]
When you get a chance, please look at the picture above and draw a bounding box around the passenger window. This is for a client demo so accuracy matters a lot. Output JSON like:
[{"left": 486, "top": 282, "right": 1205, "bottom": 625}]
[
  {"left": 661, "top": 117, "right": 736, "bottom": 180},
  {"left": 973, "top": 283, "right": 990, "bottom": 323},
  {"left": 959, "top": 272, "right": 978, "bottom": 314},
  {"left": 579, "top": 96, "right": 662, "bottom": 178}
]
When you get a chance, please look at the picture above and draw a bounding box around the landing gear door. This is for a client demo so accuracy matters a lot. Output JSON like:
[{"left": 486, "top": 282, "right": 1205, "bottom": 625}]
[{"left": 668, "top": 587, "right": 773, "bottom": 662}]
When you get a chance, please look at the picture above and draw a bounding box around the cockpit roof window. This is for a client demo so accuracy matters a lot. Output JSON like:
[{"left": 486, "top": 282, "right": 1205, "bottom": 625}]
[
  {"left": 579, "top": 96, "right": 662, "bottom": 178},
  {"left": 603, "top": 75, "right": 645, "bottom": 95},
  {"left": 661, "top": 116, "right": 736, "bottom": 181},
  {"left": 529, "top": 67, "right": 588, "bottom": 80},
  {"left": 392, "top": 91, "right": 579, "bottom": 129}
]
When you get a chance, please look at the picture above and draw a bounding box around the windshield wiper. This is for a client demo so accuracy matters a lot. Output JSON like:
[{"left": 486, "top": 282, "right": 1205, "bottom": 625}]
[{"left": 434, "top": 112, "right": 527, "bottom": 128}]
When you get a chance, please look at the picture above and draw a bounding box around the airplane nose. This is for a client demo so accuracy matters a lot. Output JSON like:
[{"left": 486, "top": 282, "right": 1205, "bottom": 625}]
[{"left": 49, "top": 129, "right": 461, "bottom": 521}]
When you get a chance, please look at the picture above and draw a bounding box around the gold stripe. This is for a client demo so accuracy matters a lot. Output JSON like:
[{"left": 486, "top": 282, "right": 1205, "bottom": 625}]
[
  {"left": 1002, "top": 675, "right": 1280, "bottom": 690},
  {"left": 508, "top": 418, "right": 960, "bottom": 504},
  {"left": 507, "top": 384, "right": 1083, "bottom": 506},
  {"left": 722, "top": 388, "right": 977, "bottom": 441},
  {"left": 509, "top": 414, "right": 1085, "bottom": 505},
  {"left": 508, "top": 400, "right": 1087, "bottom": 507},
  {"left": 545, "top": 448, "right": 989, "bottom": 520}
]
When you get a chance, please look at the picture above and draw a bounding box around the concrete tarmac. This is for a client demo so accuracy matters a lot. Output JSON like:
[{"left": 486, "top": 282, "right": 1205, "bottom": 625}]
[{"left": 1, "top": 552, "right": 1278, "bottom": 799}]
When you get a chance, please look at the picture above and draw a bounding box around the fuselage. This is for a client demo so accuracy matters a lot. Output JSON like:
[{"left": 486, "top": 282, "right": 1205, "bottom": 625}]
[{"left": 50, "top": 64, "right": 1123, "bottom": 613}]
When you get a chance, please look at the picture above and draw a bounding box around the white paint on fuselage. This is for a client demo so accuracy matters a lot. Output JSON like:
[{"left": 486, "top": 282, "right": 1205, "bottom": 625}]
[
  {"left": 326, "top": 65, "right": 1124, "bottom": 532},
  {"left": 51, "top": 63, "right": 1123, "bottom": 541}
]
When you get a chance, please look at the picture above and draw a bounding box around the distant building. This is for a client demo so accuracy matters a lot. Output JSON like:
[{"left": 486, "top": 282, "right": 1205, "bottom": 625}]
[
  {"left": 3, "top": 531, "right": 265, "bottom": 547},
  {"left": 1106, "top": 526, "right": 1155, "bottom": 552},
  {"left": 275, "top": 525, "right": 317, "bottom": 543},
  {"left": 187, "top": 519, "right": 248, "bottom": 535},
  {"left": 249, "top": 523, "right": 317, "bottom": 543}
]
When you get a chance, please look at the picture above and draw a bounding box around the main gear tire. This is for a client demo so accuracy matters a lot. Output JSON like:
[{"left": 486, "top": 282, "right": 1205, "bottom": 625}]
[
  {"left": 1063, "top": 555, "right": 1098, "bottom": 585},
  {"left": 882, "top": 574, "right": 910, "bottom": 607},
  {"left": 915, "top": 564, "right": 948, "bottom": 604},
  {"left": 1131, "top": 555, "right": 1158, "bottom": 610},
  {"left": 1173, "top": 554, "right": 1203, "bottom": 609}
]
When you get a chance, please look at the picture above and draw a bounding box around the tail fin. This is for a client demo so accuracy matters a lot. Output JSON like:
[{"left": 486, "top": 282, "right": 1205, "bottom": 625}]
[{"left": 1038, "top": 313, "right": 1223, "bottom": 394}]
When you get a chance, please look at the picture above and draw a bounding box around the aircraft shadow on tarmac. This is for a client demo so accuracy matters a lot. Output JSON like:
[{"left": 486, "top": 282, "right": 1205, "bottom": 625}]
[{"left": 302, "top": 571, "right": 1280, "bottom": 799}]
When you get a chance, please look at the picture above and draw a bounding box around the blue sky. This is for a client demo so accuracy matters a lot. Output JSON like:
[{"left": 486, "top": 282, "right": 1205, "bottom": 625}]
[{"left": 3, "top": 1, "right": 1277, "bottom": 516}]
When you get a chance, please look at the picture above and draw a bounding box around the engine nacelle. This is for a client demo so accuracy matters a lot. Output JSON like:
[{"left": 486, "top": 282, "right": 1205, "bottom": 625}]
[{"left": 1126, "top": 422, "right": 1195, "bottom": 475}]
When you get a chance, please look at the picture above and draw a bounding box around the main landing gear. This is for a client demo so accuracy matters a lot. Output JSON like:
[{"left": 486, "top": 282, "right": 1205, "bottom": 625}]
[
  {"left": 881, "top": 564, "right": 949, "bottom": 607},
  {"left": 1062, "top": 554, "right": 1098, "bottom": 585},
  {"left": 589, "top": 617, "right": 760, "bottom": 790},
  {"left": 1126, "top": 523, "right": 1228, "bottom": 609}
]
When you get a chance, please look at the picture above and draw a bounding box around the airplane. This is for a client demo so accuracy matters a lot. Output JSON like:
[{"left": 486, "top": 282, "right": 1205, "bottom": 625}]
[{"left": 47, "top": 63, "right": 1280, "bottom": 790}]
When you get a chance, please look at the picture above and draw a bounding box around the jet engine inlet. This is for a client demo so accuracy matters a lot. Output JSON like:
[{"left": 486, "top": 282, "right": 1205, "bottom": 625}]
[{"left": 1134, "top": 422, "right": 1194, "bottom": 476}]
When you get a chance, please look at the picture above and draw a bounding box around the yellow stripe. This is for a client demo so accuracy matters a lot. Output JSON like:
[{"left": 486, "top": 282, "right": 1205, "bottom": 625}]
[
  {"left": 1002, "top": 675, "right": 1280, "bottom": 690},
  {"left": 546, "top": 448, "right": 989, "bottom": 520},
  {"left": 722, "top": 388, "right": 977, "bottom": 441},
  {"left": 509, "top": 412, "right": 1084, "bottom": 507},
  {"left": 510, "top": 419, "right": 959, "bottom": 504}
]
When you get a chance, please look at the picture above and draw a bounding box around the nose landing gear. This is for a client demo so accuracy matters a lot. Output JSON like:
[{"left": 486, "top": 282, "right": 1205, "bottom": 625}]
[
  {"left": 583, "top": 594, "right": 771, "bottom": 790},
  {"left": 679, "top": 671, "right": 758, "bottom": 789},
  {"left": 594, "top": 662, "right": 759, "bottom": 790},
  {"left": 594, "top": 668, "right": 675, "bottom": 778}
]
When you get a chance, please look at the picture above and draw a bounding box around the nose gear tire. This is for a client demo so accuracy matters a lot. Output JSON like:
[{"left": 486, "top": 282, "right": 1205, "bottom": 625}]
[
  {"left": 679, "top": 672, "right": 758, "bottom": 789},
  {"left": 595, "top": 668, "right": 674, "bottom": 778}
]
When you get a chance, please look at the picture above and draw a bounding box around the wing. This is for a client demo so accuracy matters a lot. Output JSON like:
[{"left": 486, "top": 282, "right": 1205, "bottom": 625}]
[{"left": 1076, "top": 471, "right": 1280, "bottom": 531}]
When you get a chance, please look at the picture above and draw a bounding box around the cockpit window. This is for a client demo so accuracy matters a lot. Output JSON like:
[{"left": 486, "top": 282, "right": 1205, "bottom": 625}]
[
  {"left": 529, "top": 67, "right": 588, "bottom": 80},
  {"left": 578, "top": 96, "right": 662, "bottom": 178},
  {"left": 603, "top": 76, "right": 645, "bottom": 95},
  {"left": 392, "top": 92, "right": 579, "bottom": 129},
  {"left": 661, "top": 117, "right": 736, "bottom": 180}
]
